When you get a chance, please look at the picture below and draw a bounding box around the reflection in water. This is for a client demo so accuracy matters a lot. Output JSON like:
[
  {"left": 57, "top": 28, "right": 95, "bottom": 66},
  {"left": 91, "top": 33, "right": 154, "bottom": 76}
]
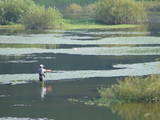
[
  {"left": 111, "top": 103, "right": 160, "bottom": 120},
  {"left": 40, "top": 81, "right": 53, "bottom": 99}
]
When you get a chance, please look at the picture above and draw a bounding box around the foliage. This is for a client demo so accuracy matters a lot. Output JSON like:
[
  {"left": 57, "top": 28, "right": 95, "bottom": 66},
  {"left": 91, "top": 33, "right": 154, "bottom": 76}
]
[
  {"left": 98, "top": 75, "right": 160, "bottom": 103},
  {"left": 34, "top": 0, "right": 96, "bottom": 9},
  {"left": 0, "top": 0, "right": 34, "bottom": 25},
  {"left": 64, "top": 3, "right": 82, "bottom": 19},
  {"left": 95, "top": 0, "right": 147, "bottom": 24},
  {"left": 83, "top": 3, "right": 96, "bottom": 18},
  {"left": 143, "top": 1, "right": 160, "bottom": 11},
  {"left": 20, "top": 6, "right": 63, "bottom": 29}
]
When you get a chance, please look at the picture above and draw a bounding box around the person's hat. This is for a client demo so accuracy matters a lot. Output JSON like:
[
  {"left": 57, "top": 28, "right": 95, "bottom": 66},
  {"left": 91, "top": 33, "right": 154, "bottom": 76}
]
[{"left": 40, "top": 64, "right": 44, "bottom": 68}]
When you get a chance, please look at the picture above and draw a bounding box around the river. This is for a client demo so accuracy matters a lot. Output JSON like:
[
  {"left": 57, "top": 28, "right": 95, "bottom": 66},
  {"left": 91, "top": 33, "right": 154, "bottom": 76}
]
[{"left": 0, "top": 26, "right": 160, "bottom": 120}]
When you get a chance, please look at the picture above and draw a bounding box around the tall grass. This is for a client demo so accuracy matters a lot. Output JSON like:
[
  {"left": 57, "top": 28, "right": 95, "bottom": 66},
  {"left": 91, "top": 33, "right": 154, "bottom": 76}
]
[{"left": 99, "top": 75, "right": 160, "bottom": 103}]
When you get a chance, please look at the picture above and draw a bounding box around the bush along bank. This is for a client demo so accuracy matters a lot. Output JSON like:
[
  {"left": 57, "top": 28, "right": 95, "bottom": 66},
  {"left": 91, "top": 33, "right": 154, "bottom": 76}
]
[
  {"left": 98, "top": 75, "right": 160, "bottom": 105},
  {"left": 0, "top": 0, "right": 63, "bottom": 30}
]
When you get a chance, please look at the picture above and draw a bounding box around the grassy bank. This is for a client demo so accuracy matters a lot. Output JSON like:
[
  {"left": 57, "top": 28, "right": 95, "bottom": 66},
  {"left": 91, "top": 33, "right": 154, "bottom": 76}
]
[
  {"left": 98, "top": 75, "right": 160, "bottom": 105},
  {"left": 0, "top": 24, "right": 24, "bottom": 29},
  {"left": 0, "top": 19, "right": 141, "bottom": 30},
  {"left": 63, "top": 19, "right": 140, "bottom": 30},
  {"left": 0, "top": 24, "right": 140, "bottom": 30},
  {"left": 64, "top": 23, "right": 140, "bottom": 30}
]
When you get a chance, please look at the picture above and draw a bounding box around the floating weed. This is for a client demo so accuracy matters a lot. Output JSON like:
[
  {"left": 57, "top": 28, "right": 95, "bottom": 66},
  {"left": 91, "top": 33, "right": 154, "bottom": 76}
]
[{"left": 67, "top": 98, "right": 79, "bottom": 103}]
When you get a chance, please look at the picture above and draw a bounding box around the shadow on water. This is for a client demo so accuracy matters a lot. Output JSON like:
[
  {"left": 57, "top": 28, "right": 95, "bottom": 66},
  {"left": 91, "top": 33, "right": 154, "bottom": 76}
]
[{"left": 148, "top": 23, "right": 160, "bottom": 36}]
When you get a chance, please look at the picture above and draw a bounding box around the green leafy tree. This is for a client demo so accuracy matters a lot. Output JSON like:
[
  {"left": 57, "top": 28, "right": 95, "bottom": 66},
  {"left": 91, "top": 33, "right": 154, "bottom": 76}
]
[
  {"left": 83, "top": 3, "right": 96, "bottom": 18},
  {"left": 95, "top": 0, "right": 147, "bottom": 24},
  {"left": 64, "top": 3, "right": 82, "bottom": 19},
  {"left": 0, "top": 0, "right": 34, "bottom": 24},
  {"left": 21, "top": 6, "right": 63, "bottom": 29}
]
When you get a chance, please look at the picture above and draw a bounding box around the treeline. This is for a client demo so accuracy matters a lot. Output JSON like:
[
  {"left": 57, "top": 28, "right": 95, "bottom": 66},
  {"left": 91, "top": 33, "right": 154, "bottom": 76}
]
[
  {"left": 34, "top": 0, "right": 96, "bottom": 9},
  {"left": 34, "top": 0, "right": 160, "bottom": 8},
  {"left": 0, "top": 0, "right": 157, "bottom": 29},
  {"left": 64, "top": 0, "right": 146, "bottom": 24},
  {"left": 0, "top": 0, "right": 63, "bottom": 29}
]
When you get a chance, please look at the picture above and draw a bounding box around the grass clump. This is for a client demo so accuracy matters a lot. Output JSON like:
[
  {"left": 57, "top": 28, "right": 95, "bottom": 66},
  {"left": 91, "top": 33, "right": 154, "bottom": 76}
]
[{"left": 98, "top": 75, "right": 160, "bottom": 104}]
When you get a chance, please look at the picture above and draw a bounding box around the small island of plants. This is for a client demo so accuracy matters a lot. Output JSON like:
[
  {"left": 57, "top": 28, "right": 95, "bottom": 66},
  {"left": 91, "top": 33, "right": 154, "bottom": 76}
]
[{"left": 98, "top": 75, "right": 160, "bottom": 105}]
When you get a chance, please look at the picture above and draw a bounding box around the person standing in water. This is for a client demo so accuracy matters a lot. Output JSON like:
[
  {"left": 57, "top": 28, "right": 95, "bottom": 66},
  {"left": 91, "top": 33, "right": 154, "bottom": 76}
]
[{"left": 38, "top": 64, "right": 52, "bottom": 82}]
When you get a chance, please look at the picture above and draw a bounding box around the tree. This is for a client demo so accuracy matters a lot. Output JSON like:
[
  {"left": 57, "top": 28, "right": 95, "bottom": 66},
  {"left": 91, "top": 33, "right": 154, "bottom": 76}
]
[
  {"left": 64, "top": 3, "right": 82, "bottom": 19},
  {"left": 83, "top": 3, "right": 96, "bottom": 18},
  {"left": 0, "top": 0, "right": 34, "bottom": 24},
  {"left": 95, "top": 0, "right": 147, "bottom": 24},
  {"left": 21, "top": 6, "right": 63, "bottom": 29}
]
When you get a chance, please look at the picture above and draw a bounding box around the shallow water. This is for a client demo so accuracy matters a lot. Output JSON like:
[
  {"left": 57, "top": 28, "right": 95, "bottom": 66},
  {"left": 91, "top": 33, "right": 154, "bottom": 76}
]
[{"left": 0, "top": 27, "right": 160, "bottom": 120}]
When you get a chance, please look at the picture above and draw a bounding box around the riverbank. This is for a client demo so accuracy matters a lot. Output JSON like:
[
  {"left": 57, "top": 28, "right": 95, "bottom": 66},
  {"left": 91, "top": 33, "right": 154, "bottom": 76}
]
[
  {"left": 64, "top": 23, "right": 140, "bottom": 30},
  {"left": 63, "top": 19, "right": 140, "bottom": 30},
  {"left": 0, "top": 21, "right": 141, "bottom": 30},
  {"left": 0, "top": 24, "right": 24, "bottom": 29},
  {"left": 97, "top": 74, "right": 160, "bottom": 105}
]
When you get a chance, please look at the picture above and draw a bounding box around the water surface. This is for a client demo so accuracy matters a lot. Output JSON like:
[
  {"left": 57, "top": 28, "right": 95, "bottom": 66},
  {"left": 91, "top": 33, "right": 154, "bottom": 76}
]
[{"left": 0, "top": 27, "right": 160, "bottom": 120}]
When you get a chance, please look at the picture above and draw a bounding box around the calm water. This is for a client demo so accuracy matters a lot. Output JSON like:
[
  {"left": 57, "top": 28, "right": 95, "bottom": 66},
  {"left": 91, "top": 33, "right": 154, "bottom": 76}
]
[{"left": 0, "top": 26, "right": 160, "bottom": 120}]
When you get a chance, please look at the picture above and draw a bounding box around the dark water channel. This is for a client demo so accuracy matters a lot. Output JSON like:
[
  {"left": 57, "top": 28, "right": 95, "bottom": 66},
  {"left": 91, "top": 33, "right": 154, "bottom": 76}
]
[{"left": 0, "top": 26, "right": 160, "bottom": 120}]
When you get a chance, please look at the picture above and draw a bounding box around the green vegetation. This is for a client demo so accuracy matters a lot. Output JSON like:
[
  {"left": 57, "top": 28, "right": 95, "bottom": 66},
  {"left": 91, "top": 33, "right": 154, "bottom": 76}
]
[
  {"left": 0, "top": 0, "right": 63, "bottom": 30},
  {"left": 0, "top": 0, "right": 34, "bottom": 25},
  {"left": 95, "top": 0, "right": 146, "bottom": 24},
  {"left": 64, "top": 3, "right": 83, "bottom": 19},
  {"left": 0, "top": 0, "right": 158, "bottom": 30},
  {"left": 21, "top": 6, "right": 63, "bottom": 29},
  {"left": 0, "top": 44, "right": 59, "bottom": 49},
  {"left": 34, "top": 0, "right": 96, "bottom": 8},
  {"left": 0, "top": 24, "right": 23, "bottom": 29},
  {"left": 98, "top": 75, "right": 160, "bottom": 104},
  {"left": 64, "top": 19, "right": 140, "bottom": 29},
  {"left": 143, "top": 1, "right": 160, "bottom": 11}
]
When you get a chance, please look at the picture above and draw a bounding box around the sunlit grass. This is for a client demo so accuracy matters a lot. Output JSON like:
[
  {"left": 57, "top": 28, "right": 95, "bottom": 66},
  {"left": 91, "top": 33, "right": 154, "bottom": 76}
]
[
  {"left": 64, "top": 23, "right": 140, "bottom": 30},
  {"left": 0, "top": 18, "right": 143, "bottom": 30},
  {"left": 63, "top": 18, "right": 141, "bottom": 30},
  {"left": 0, "top": 24, "right": 24, "bottom": 29},
  {"left": 0, "top": 44, "right": 59, "bottom": 49}
]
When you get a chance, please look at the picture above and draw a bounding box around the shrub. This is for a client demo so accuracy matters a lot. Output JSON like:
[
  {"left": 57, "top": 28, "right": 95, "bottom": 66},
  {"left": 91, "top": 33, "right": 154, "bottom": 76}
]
[
  {"left": 83, "top": 3, "right": 96, "bottom": 18},
  {"left": 95, "top": 0, "right": 147, "bottom": 24},
  {"left": 21, "top": 6, "right": 63, "bottom": 29},
  {"left": 64, "top": 3, "right": 82, "bottom": 19},
  {"left": 0, "top": 0, "right": 34, "bottom": 25},
  {"left": 99, "top": 75, "right": 160, "bottom": 103}
]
